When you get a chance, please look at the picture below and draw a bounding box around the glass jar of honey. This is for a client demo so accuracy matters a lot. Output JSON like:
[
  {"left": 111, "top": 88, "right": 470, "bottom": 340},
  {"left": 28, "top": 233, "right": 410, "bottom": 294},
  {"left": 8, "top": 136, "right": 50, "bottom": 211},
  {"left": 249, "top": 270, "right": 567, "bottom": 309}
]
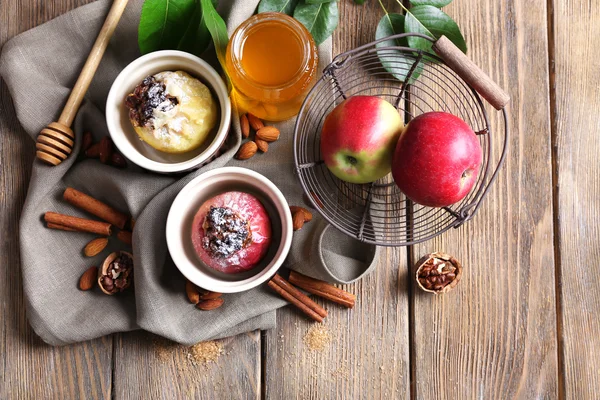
[{"left": 226, "top": 12, "right": 319, "bottom": 121}]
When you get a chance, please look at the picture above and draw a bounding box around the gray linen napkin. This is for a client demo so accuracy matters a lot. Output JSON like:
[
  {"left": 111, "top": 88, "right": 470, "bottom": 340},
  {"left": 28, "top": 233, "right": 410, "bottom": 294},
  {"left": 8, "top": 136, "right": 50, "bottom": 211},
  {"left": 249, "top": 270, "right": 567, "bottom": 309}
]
[{"left": 0, "top": 0, "right": 379, "bottom": 346}]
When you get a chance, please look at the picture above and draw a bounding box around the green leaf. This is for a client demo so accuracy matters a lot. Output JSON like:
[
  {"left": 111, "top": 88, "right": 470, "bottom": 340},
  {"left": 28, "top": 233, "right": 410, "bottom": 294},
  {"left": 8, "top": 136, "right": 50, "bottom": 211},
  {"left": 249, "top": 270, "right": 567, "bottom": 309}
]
[
  {"left": 375, "top": 13, "right": 422, "bottom": 82},
  {"left": 293, "top": 1, "right": 339, "bottom": 45},
  {"left": 404, "top": 5, "right": 467, "bottom": 54},
  {"left": 175, "top": 3, "right": 211, "bottom": 56},
  {"left": 258, "top": 0, "right": 300, "bottom": 15},
  {"left": 200, "top": 0, "right": 229, "bottom": 67},
  {"left": 138, "top": 0, "right": 209, "bottom": 56},
  {"left": 305, "top": 0, "right": 336, "bottom": 3},
  {"left": 408, "top": 0, "right": 452, "bottom": 7},
  {"left": 376, "top": 13, "right": 408, "bottom": 47}
]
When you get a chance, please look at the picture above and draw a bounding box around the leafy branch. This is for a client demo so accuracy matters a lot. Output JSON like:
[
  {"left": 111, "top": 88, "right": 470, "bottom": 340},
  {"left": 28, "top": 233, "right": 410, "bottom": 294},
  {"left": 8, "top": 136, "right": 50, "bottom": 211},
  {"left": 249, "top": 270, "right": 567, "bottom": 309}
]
[
  {"left": 139, "top": 0, "right": 228, "bottom": 61},
  {"left": 375, "top": 0, "right": 467, "bottom": 81}
]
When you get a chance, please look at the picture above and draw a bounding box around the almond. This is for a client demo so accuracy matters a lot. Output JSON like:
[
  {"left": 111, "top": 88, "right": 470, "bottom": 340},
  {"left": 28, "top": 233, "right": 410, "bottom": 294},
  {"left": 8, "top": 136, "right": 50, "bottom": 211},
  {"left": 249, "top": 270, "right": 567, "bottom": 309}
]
[
  {"left": 99, "top": 136, "right": 113, "bottom": 164},
  {"left": 256, "top": 139, "right": 269, "bottom": 153},
  {"left": 200, "top": 291, "right": 223, "bottom": 300},
  {"left": 240, "top": 114, "right": 250, "bottom": 138},
  {"left": 110, "top": 152, "right": 128, "bottom": 168},
  {"left": 292, "top": 210, "right": 305, "bottom": 231},
  {"left": 79, "top": 266, "right": 98, "bottom": 291},
  {"left": 117, "top": 230, "right": 132, "bottom": 245},
  {"left": 247, "top": 113, "right": 264, "bottom": 131},
  {"left": 84, "top": 237, "right": 108, "bottom": 257},
  {"left": 236, "top": 141, "right": 257, "bottom": 160},
  {"left": 256, "top": 126, "right": 280, "bottom": 142},
  {"left": 290, "top": 206, "right": 313, "bottom": 222},
  {"left": 82, "top": 132, "right": 93, "bottom": 152},
  {"left": 186, "top": 280, "right": 200, "bottom": 304},
  {"left": 197, "top": 298, "right": 224, "bottom": 310},
  {"left": 85, "top": 143, "right": 100, "bottom": 158}
]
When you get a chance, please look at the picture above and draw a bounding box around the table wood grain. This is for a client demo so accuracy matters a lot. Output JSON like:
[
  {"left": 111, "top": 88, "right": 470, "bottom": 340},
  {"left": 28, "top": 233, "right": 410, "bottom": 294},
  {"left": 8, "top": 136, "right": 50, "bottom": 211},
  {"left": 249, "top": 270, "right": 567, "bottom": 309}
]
[
  {"left": 0, "top": 0, "right": 597, "bottom": 399},
  {"left": 552, "top": 0, "right": 600, "bottom": 398}
]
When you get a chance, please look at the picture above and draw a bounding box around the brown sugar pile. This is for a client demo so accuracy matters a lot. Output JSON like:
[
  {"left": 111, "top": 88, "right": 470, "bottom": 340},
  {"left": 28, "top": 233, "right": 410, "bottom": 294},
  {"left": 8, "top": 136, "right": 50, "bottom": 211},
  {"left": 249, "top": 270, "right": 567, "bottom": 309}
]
[
  {"left": 303, "top": 324, "right": 331, "bottom": 352},
  {"left": 153, "top": 337, "right": 181, "bottom": 362},
  {"left": 187, "top": 340, "right": 224, "bottom": 365},
  {"left": 153, "top": 337, "right": 224, "bottom": 367}
]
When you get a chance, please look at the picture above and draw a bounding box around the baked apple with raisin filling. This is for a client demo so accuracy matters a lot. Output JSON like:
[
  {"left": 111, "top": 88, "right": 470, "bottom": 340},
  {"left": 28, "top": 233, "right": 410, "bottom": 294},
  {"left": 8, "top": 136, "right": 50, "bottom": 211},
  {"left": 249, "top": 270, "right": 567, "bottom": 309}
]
[
  {"left": 125, "top": 70, "right": 218, "bottom": 154},
  {"left": 191, "top": 191, "right": 272, "bottom": 274}
]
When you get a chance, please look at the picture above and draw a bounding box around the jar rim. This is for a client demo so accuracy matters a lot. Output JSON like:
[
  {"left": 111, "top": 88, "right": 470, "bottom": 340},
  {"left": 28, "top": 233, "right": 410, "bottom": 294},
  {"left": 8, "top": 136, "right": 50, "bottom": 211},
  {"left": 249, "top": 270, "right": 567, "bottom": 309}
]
[{"left": 228, "top": 12, "right": 316, "bottom": 92}]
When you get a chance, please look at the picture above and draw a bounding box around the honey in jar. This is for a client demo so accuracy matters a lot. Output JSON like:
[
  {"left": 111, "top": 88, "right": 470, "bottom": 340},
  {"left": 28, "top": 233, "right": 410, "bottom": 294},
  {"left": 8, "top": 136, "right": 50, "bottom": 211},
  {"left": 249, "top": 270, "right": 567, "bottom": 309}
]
[{"left": 226, "top": 12, "right": 319, "bottom": 121}]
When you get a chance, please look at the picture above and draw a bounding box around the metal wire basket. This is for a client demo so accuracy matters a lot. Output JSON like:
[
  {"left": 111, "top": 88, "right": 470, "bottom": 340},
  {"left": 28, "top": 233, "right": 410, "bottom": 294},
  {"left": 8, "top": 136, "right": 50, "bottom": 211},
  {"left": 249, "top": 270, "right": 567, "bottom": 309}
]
[{"left": 293, "top": 33, "right": 510, "bottom": 247}]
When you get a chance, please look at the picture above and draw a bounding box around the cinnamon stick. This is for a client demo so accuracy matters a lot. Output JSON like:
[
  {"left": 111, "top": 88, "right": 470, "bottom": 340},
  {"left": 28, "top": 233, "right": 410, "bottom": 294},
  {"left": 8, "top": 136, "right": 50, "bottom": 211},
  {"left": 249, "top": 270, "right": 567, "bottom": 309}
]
[
  {"left": 272, "top": 274, "right": 327, "bottom": 318},
  {"left": 117, "top": 230, "right": 132, "bottom": 245},
  {"left": 44, "top": 212, "right": 112, "bottom": 236},
  {"left": 63, "top": 188, "right": 128, "bottom": 229},
  {"left": 267, "top": 280, "right": 324, "bottom": 323},
  {"left": 288, "top": 271, "right": 356, "bottom": 308},
  {"left": 46, "top": 222, "right": 79, "bottom": 232}
]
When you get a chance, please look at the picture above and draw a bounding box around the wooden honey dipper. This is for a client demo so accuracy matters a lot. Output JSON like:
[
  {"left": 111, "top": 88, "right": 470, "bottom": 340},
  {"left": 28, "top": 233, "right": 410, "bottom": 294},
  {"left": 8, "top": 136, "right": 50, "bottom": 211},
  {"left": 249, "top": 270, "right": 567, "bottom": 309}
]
[{"left": 36, "top": 0, "right": 129, "bottom": 166}]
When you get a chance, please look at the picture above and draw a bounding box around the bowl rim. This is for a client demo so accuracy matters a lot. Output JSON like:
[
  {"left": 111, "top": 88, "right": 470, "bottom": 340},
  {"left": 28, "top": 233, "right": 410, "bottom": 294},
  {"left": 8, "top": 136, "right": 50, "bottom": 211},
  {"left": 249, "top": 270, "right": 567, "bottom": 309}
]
[
  {"left": 165, "top": 167, "right": 293, "bottom": 293},
  {"left": 105, "top": 50, "right": 231, "bottom": 173}
]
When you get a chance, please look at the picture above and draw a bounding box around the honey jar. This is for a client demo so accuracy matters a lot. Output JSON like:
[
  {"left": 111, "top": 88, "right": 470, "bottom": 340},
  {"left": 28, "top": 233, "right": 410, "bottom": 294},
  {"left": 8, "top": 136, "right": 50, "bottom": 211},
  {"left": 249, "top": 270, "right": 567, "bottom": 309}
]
[{"left": 226, "top": 12, "right": 319, "bottom": 121}]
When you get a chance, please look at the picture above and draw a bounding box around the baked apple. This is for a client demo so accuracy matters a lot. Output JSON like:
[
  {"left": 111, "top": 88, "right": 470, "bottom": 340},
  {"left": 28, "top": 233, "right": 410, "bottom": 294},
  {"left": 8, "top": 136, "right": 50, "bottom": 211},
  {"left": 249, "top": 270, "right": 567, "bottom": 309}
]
[
  {"left": 125, "top": 71, "right": 218, "bottom": 154},
  {"left": 191, "top": 191, "right": 272, "bottom": 274}
]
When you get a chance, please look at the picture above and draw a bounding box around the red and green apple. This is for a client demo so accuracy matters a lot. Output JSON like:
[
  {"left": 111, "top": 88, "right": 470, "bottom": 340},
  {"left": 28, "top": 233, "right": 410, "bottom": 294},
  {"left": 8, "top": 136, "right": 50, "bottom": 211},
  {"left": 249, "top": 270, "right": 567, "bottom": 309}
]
[{"left": 320, "top": 96, "right": 404, "bottom": 184}]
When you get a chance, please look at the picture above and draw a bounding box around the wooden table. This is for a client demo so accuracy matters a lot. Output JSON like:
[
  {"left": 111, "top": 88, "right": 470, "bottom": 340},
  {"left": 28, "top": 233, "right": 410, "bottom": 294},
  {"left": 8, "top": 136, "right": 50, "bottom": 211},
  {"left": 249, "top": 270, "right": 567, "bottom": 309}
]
[{"left": 1, "top": 0, "right": 597, "bottom": 398}]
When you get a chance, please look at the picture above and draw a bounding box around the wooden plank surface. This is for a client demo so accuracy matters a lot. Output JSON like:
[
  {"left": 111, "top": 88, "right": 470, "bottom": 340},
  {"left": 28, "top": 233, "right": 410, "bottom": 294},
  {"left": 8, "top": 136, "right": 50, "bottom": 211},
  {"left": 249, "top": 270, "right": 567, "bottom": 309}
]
[
  {"left": 0, "top": 1, "right": 260, "bottom": 399},
  {"left": 552, "top": 0, "right": 600, "bottom": 397},
  {"left": 410, "top": 0, "right": 559, "bottom": 398},
  {"left": 113, "top": 331, "right": 261, "bottom": 400},
  {"left": 4, "top": 0, "right": 599, "bottom": 398},
  {"left": 0, "top": 1, "right": 113, "bottom": 400},
  {"left": 264, "top": 249, "right": 410, "bottom": 400},
  {"left": 264, "top": 3, "right": 410, "bottom": 399}
]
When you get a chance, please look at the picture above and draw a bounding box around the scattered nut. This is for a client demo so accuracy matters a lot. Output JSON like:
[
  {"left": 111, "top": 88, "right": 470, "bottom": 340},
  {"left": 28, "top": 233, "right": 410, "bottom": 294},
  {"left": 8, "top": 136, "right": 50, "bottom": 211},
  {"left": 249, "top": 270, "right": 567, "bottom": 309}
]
[
  {"left": 247, "top": 113, "right": 264, "bottom": 131},
  {"left": 292, "top": 210, "right": 305, "bottom": 231},
  {"left": 117, "top": 230, "right": 132, "bottom": 245},
  {"left": 236, "top": 141, "right": 258, "bottom": 160},
  {"left": 82, "top": 132, "right": 93, "bottom": 152},
  {"left": 84, "top": 237, "right": 108, "bottom": 257},
  {"left": 256, "top": 126, "right": 280, "bottom": 142},
  {"left": 290, "top": 206, "right": 312, "bottom": 222},
  {"left": 415, "top": 252, "right": 462, "bottom": 294},
  {"left": 99, "top": 136, "right": 113, "bottom": 164},
  {"left": 256, "top": 139, "right": 269, "bottom": 153},
  {"left": 240, "top": 114, "right": 250, "bottom": 138},
  {"left": 199, "top": 291, "right": 223, "bottom": 300},
  {"left": 85, "top": 143, "right": 100, "bottom": 158},
  {"left": 110, "top": 152, "right": 128, "bottom": 168},
  {"left": 186, "top": 280, "right": 200, "bottom": 304},
  {"left": 197, "top": 298, "right": 224, "bottom": 310},
  {"left": 98, "top": 251, "right": 133, "bottom": 295},
  {"left": 79, "top": 266, "right": 98, "bottom": 291}
]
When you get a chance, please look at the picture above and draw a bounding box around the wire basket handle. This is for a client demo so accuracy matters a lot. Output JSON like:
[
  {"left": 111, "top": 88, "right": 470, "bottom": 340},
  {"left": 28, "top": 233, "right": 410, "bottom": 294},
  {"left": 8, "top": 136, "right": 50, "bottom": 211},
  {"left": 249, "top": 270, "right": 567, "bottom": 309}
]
[{"left": 432, "top": 36, "right": 510, "bottom": 110}]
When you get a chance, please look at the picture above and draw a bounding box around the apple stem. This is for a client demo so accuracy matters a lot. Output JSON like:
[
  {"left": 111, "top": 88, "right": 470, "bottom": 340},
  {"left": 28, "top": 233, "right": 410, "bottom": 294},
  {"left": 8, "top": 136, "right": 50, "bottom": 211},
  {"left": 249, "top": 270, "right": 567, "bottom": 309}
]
[{"left": 346, "top": 156, "right": 358, "bottom": 165}]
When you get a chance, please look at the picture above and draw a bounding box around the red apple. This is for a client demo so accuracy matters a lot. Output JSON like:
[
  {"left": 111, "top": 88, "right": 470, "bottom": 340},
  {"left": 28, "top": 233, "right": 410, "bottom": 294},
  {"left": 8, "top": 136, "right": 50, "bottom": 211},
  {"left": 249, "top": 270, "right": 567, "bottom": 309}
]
[
  {"left": 191, "top": 191, "right": 272, "bottom": 274},
  {"left": 320, "top": 96, "right": 404, "bottom": 184},
  {"left": 391, "top": 112, "right": 482, "bottom": 207}
]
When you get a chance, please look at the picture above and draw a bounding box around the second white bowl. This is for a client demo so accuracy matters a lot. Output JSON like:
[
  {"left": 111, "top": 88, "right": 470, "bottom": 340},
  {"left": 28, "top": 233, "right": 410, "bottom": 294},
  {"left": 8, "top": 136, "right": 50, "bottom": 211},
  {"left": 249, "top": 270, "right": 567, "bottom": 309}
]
[{"left": 166, "top": 167, "right": 293, "bottom": 293}]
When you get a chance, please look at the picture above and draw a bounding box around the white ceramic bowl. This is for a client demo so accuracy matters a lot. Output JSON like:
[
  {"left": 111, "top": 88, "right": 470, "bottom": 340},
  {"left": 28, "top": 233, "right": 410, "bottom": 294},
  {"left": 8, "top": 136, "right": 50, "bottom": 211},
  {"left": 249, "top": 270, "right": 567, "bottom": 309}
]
[
  {"left": 166, "top": 167, "right": 293, "bottom": 293},
  {"left": 106, "top": 51, "right": 231, "bottom": 173}
]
